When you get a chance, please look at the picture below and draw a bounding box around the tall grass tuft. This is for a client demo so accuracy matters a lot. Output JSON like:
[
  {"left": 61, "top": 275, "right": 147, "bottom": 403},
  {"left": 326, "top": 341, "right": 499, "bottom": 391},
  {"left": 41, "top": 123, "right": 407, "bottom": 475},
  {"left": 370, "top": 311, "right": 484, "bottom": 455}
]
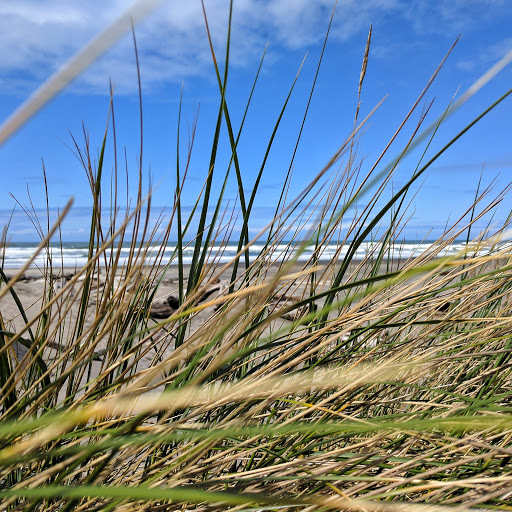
[{"left": 1, "top": 2, "right": 512, "bottom": 511}]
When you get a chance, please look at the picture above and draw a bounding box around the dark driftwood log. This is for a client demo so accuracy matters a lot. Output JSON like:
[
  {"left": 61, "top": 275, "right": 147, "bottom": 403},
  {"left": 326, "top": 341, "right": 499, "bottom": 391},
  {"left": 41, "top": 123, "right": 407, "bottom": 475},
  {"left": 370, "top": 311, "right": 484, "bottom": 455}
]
[
  {"left": 150, "top": 280, "right": 226, "bottom": 319},
  {"left": 149, "top": 295, "right": 181, "bottom": 319}
]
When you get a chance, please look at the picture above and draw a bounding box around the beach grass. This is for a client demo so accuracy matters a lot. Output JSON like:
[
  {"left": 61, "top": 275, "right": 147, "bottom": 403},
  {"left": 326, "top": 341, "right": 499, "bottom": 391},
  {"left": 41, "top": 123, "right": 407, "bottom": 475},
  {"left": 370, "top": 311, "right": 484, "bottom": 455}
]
[{"left": 1, "top": 2, "right": 512, "bottom": 511}]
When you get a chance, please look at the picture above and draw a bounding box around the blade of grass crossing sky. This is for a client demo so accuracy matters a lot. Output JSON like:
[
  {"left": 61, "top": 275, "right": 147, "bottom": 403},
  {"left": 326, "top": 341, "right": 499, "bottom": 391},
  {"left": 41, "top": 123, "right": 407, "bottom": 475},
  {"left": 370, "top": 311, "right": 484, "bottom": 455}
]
[
  {"left": 225, "top": 46, "right": 269, "bottom": 287},
  {"left": 235, "top": 56, "right": 307, "bottom": 287},
  {"left": 75, "top": 117, "right": 109, "bottom": 341},
  {"left": 366, "top": 101, "right": 435, "bottom": 282},
  {"left": 201, "top": 4, "right": 260, "bottom": 275},
  {"left": 266, "top": 2, "right": 338, "bottom": 258},
  {"left": 337, "top": 44, "right": 512, "bottom": 235},
  {"left": 171, "top": 1, "right": 234, "bottom": 351},
  {"left": 255, "top": 3, "right": 339, "bottom": 311},
  {"left": 319, "top": 86, "right": 512, "bottom": 325},
  {"left": 186, "top": 0, "right": 232, "bottom": 296},
  {"left": 176, "top": 86, "right": 185, "bottom": 309}
]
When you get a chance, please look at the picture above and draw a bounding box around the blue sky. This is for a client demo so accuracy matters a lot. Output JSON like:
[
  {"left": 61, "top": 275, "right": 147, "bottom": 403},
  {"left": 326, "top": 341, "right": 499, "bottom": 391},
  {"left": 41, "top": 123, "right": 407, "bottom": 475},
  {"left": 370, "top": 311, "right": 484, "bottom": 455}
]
[{"left": 0, "top": 0, "right": 511, "bottom": 242}]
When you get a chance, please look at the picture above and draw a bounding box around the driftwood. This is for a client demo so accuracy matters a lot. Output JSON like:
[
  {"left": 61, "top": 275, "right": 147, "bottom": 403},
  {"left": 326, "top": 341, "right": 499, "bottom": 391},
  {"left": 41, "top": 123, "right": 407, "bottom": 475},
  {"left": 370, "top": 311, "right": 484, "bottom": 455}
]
[
  {"left": 149, "top": 298, "right": 177, "bottom": 319},
  {"left": 150, "top": 280, "right": 226, "bottom": 319},
  {"left": 151, "top": 287, "right": 317, "bottom": 322}
]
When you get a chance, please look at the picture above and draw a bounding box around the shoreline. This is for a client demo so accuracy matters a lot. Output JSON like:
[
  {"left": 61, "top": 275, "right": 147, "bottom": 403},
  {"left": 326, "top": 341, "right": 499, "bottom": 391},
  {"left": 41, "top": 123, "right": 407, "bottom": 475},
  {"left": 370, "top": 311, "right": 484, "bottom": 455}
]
[
  {"left": 0, "top": 256, "right": 449, "bottom": 343},
  {"left": 2, "top": 257, "right": 424, "bottom": 276}
]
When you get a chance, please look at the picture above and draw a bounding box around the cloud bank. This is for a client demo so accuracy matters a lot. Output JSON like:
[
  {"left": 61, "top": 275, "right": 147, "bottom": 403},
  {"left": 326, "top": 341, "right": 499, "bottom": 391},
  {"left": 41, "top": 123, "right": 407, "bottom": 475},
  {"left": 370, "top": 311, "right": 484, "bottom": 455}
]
[{"left": 0, "top": 0, "right": 506, "bottom": 96}]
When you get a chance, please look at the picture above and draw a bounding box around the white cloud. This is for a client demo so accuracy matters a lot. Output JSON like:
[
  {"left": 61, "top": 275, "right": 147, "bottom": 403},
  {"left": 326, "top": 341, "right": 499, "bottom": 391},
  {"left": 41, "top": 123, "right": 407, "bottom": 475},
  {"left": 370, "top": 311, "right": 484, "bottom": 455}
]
[
  {"left": 403, "top": 0, "right": 507, "bottom": 33},
  {"left": 457, "top": 37, "right": 512, "bottom": 73},
  {"left": 0, "top": 0, "right": 506, "bottom": 96}
]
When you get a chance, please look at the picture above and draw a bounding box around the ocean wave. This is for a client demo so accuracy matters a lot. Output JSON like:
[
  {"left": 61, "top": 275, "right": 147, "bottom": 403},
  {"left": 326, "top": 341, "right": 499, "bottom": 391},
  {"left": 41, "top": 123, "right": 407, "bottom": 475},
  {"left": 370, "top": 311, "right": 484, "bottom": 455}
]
[{"left": 0, "top": 240, "right": 492, "bottom": 269}]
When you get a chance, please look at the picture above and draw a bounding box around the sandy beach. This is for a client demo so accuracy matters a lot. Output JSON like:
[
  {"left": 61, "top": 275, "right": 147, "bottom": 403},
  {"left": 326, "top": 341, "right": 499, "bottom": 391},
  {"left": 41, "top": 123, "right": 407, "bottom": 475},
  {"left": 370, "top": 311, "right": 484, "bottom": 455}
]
[
  {"left": 0, "top": 253, "right": 457, "bottom": 408},
  {"left": 0, "top": 258, "right": 410, "bottom": 334},
  {"left": 0, "top": 261, "right": 310, "bottom": 381}
]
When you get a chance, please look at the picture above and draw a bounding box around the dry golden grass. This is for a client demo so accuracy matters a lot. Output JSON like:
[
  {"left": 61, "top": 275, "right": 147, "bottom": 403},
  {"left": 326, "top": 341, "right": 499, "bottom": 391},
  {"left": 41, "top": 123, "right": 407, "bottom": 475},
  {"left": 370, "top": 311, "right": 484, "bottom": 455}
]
[{"left": 1, "top": 2, "right": 512, "bottom": 511}]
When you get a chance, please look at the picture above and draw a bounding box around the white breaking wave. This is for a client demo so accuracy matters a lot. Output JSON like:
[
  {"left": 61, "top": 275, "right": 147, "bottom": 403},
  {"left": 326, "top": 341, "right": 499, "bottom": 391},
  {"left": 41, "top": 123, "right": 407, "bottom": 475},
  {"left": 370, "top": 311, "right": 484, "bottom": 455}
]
[{"left": 0, "top": 240, "right": 482, "bottom": 269}]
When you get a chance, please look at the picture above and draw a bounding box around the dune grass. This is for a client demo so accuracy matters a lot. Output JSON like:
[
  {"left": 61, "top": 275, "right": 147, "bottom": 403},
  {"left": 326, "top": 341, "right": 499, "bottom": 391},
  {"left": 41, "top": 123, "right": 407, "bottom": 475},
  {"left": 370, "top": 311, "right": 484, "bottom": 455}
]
[{"left": 1, "top": 2, "right": 512, "bottom": 511}]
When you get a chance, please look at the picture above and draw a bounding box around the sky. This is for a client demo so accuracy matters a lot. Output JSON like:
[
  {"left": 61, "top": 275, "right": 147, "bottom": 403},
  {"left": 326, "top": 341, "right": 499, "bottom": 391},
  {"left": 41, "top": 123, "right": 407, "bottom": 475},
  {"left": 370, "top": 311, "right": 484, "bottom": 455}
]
[{"left": 0, "top": 0, "right": 511, "bottom": 242}]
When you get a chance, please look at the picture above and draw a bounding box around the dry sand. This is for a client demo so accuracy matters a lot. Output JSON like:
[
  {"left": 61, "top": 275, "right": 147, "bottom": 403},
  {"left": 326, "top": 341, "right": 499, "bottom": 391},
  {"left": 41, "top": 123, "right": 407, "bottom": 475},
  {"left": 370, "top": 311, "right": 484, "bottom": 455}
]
[{"left": 0, "top": 257, "right": 429, "bottom": 390}]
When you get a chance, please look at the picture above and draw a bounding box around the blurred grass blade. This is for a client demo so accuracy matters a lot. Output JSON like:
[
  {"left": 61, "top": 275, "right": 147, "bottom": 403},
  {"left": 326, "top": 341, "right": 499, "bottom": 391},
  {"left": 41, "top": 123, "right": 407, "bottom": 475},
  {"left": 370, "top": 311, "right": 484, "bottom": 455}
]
[{"left": 0, "top": 0, "right": 167, "bottom": 147}]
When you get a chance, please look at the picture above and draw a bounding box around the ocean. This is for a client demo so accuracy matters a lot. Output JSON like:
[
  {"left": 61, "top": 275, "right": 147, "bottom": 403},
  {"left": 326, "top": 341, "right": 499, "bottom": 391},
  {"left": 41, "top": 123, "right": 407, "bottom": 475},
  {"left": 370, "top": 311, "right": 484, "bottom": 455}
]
[{"left": 0, "top": 240, "right": 473, "bottom": 269}]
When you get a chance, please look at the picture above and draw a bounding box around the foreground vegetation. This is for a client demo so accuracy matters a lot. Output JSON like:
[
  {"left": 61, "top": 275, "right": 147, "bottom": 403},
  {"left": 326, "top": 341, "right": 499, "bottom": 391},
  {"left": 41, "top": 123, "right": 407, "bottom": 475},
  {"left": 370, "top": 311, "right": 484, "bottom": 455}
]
[{"left": 1, "top": 2, "right": 512, "bottom": 510}]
